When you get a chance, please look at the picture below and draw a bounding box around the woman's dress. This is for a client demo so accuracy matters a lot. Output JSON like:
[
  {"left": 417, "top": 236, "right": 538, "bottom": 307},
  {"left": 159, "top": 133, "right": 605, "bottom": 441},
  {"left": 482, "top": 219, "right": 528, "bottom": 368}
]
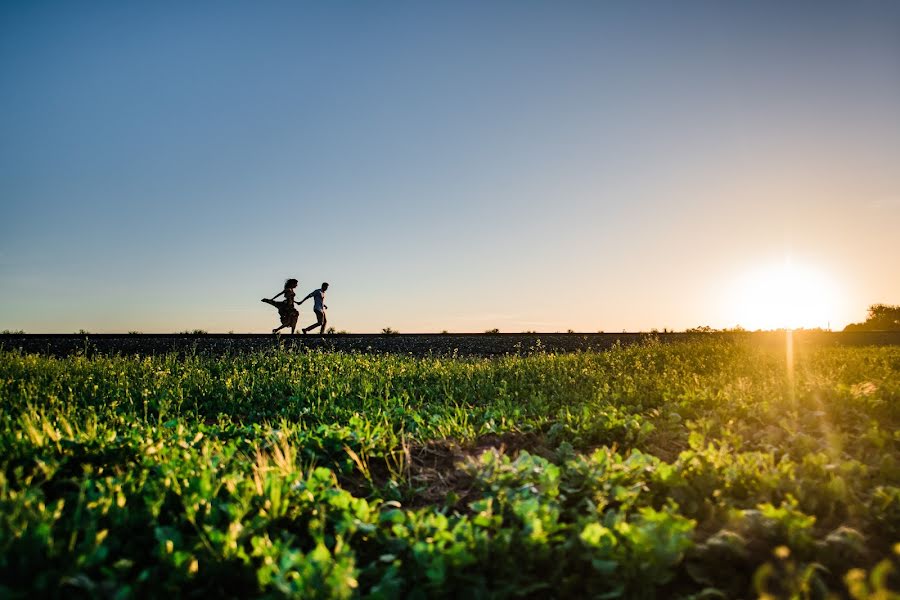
[{"left": 263, "top": 289, "right": 299, "bottom": 327}]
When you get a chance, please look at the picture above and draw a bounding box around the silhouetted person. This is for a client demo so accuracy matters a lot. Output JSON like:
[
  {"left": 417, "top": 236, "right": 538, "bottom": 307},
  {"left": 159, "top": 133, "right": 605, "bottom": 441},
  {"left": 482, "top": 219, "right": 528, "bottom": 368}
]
[
  {"left": 261, "top": 278, "right": 301, "bottom": 334},
  {"left": 300, "top": 282, "right": 329, "bottom": 335}
]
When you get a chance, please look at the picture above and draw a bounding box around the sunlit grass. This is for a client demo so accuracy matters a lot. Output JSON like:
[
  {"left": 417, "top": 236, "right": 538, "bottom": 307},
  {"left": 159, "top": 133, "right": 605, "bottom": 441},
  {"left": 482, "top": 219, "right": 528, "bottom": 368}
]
[{"left": 0, "top": 339, "right": 898, "bottom": 597}]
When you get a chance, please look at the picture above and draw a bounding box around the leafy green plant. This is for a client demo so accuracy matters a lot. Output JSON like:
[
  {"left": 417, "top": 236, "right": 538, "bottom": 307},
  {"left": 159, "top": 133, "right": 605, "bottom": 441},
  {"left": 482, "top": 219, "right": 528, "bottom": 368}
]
[{"left": 0, "top": 339, "right": 897, "bottom": 597}]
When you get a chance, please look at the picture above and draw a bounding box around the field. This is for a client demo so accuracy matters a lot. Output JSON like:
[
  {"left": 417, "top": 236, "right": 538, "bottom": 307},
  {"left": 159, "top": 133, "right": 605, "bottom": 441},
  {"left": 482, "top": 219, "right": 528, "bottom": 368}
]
[{"left": 1, "top": 337, "right": 899, "bottom": 598}]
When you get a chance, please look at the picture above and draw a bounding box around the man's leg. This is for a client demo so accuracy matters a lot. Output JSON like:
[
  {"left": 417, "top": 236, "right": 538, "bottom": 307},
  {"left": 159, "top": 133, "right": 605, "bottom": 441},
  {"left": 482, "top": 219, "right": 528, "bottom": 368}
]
[
  {"left": 319, "top": 311, "right": 327, "bottom": 335},
  {"left": 302, "top": 311, "right": 324, "bottom": 334}
]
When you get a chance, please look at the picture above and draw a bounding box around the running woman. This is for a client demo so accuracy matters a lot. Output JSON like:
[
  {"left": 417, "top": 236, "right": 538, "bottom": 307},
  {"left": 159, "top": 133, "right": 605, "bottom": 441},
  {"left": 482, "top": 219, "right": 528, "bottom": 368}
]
[
  {"left": 300, "top": 282, "right": 329, "bottom": 335},
  {"left": 261, "top": 278, "right": 301, "bottom": 334}
]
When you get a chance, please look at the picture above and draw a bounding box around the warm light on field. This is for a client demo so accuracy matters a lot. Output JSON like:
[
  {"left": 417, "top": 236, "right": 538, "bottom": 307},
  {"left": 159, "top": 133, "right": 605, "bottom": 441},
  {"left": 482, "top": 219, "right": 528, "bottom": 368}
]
[{"left": 730, "top": 261, "right": 838, "bottom": 330}]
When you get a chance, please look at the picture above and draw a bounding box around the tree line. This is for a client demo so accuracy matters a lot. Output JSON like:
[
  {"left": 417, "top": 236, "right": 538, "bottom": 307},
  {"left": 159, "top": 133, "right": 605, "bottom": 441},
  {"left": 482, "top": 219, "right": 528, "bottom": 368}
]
[{"left": 843, "top": 304, "right": 900, "bottom": 331}]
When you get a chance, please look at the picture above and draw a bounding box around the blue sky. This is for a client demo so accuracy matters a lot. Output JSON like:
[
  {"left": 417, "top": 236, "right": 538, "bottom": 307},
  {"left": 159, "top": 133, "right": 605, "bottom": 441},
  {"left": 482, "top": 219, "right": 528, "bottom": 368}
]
[{"left": 2, "top": 1, "right": 899, "bottom": 332}]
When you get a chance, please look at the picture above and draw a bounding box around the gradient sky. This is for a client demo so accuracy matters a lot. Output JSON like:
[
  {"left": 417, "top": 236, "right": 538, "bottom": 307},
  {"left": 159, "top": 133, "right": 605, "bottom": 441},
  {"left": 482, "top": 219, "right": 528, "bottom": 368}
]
[{"left": 2, "top": 1, "right": 898, "bottom": 333}]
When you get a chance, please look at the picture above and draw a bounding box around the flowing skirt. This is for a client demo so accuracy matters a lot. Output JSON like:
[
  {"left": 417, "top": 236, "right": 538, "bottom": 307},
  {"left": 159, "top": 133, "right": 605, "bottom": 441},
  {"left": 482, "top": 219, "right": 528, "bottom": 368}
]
[{"left": 262, "top": 299, "right": 299, "bottom": 327}]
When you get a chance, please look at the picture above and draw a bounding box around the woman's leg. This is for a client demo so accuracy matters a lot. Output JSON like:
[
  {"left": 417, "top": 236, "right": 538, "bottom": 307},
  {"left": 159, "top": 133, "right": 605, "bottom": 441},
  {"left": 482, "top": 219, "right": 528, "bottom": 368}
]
[{"left": 264, "top": 299, "right": 287, "bottom": 333}]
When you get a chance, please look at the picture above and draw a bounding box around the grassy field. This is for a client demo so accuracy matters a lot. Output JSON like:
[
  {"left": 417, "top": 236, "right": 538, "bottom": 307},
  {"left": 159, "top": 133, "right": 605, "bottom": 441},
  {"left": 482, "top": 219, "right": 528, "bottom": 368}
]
[{"left": 1, "top": 338, "right": 898, "bottom": 598}]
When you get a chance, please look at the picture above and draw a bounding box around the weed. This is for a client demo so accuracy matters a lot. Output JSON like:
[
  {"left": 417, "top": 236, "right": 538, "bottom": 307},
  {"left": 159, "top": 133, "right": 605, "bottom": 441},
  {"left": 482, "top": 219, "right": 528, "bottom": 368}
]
[{"left": 0, "top": 339, "right": 897, "bottom": 596}]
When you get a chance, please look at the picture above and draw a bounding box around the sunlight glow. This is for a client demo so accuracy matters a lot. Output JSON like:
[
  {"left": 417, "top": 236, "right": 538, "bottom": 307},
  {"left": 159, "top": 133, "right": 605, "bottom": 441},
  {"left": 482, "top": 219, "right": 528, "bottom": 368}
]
[{"left": 730, "top": 261, "right": 839, "bottom": 330}]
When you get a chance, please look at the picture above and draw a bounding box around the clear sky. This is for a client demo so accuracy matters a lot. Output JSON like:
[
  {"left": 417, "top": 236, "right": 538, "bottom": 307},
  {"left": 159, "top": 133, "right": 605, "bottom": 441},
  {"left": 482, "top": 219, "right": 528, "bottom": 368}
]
[{"left": 2, "top": 1, "right": 898, "bottom": 333}]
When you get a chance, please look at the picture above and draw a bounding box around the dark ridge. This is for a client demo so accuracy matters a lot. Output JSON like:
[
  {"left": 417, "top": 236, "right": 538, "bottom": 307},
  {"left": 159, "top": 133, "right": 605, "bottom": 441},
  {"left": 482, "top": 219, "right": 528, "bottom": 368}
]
[{"left": 2, "top": 331, "right": 898, "bottom": 357}]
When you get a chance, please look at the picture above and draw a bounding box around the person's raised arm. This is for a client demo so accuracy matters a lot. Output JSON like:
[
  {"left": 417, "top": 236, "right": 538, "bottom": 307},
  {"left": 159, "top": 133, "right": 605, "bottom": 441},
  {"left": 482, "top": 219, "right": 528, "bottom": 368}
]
[{"left": 270, "top": 290, "right": 285, "bottom": 301}]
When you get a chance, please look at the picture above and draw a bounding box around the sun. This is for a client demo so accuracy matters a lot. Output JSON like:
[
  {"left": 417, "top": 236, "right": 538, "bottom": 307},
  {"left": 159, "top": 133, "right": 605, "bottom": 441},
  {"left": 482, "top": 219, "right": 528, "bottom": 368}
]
[{"left": 730, "top": 261, "right": 838, "bottom": 330}]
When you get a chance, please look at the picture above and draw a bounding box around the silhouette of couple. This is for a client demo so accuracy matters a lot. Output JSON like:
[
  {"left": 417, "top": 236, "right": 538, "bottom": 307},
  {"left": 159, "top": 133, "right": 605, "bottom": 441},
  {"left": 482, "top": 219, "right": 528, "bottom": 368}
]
[{"left": 262, "top": 279, "right": 329, "bottom": 335}]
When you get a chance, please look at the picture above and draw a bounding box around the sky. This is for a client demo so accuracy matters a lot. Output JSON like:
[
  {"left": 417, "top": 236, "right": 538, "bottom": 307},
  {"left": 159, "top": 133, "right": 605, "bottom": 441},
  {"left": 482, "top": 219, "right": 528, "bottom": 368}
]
[{"left": 1, "top": 1, "right": 898, "bottom": 333}]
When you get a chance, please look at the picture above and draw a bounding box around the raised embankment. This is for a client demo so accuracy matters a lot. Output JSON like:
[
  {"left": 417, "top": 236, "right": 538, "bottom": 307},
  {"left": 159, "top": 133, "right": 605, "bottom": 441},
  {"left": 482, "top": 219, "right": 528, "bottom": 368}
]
[{"left": 2, "top": 331, "right": 898, "bottom": 357}]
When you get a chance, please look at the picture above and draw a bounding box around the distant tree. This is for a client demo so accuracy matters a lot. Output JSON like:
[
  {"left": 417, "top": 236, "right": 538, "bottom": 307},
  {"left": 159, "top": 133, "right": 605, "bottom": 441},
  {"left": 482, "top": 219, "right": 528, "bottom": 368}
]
[
  {"left": 685, "top": 325, "right": 716, "bottom": 333},
  {"left": 723, "top": 325, "right": 748, "bottom": 333},
  {"left": 381, "top": 327, "right": 398, "bottom": 335},
  {"left": 844, "top": 304, "right": 900, "bottom": 331},
  {"left": 484, "top": 328, "right": 500, "bottom": 334}
]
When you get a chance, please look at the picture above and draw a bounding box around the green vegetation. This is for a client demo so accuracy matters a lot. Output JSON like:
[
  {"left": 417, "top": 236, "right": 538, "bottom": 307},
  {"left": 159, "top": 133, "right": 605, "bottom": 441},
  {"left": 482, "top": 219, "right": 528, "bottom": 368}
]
[
  {"left": 1, "top": 339, "right": 898, "bottom": 598},
  {"left": 845, "top": 304, "right": 900, "bottom": 332}
]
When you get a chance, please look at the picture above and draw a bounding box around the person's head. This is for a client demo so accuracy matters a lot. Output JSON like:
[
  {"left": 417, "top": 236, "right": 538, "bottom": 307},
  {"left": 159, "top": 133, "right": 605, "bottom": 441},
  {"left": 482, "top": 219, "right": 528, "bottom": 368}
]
[
  {"left": 321, "top": 282, "right": 329, "bottom": 291},
  {"left": 285, "top": 278, "right": 298, "bottom": 289}
]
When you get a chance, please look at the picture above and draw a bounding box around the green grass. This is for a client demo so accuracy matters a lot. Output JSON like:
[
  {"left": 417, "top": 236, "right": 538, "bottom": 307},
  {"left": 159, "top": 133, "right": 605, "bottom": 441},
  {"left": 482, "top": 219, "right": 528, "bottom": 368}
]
[{"left": 1, "top": 339, "right": 898, "bottom": 598}]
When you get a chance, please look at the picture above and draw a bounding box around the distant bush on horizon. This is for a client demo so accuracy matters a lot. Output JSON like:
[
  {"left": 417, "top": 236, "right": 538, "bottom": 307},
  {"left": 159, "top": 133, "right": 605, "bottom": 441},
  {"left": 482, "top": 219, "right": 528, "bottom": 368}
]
[{"left": 844, "top": 304, "right": 900, "bottom": 332}]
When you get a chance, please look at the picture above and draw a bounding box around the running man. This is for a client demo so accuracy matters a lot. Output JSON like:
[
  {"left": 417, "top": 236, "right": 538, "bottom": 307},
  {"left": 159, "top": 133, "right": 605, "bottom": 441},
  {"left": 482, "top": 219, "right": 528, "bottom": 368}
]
[{"left": 299, "top": 282, "right": 329, "bottom": 334}]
